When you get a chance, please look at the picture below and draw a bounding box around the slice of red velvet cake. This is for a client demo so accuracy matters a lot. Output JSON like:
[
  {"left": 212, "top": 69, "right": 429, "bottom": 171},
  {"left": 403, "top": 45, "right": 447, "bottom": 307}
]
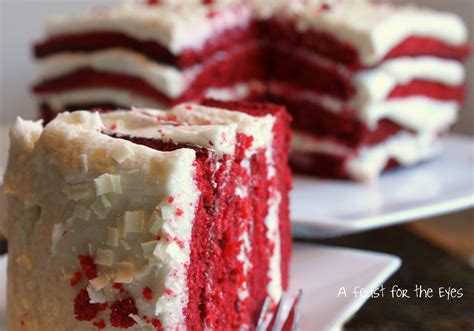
[
  {"left": 31, "top": 0, "right": 469, "bottom": 180},
  {"left": 2, "top": 101, "right": 292, "bottom": 330}
]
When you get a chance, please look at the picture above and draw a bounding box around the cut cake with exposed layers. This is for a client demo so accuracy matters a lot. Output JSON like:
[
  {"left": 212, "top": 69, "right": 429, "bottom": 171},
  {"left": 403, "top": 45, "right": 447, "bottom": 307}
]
[
  {"left": 31, "top": 0, "right": 470, "bottom": 180},
  {"left": 2, "top": 101, "right": 292, "bottom": 330}
]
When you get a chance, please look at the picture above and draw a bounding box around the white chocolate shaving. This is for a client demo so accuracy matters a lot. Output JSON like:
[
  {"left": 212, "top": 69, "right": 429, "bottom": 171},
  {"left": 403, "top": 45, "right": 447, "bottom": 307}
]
[
  {"left": 73, "top": 205, "right": 90, "bottom": 221},
  {"left": 89, "top": 273, "right": 110, "bottom": 291},
  {"left": 115, "top": 262, "right": 134, "bottom": 283},
  {"left": 94, "top": 173, "right": 122, "bottom": 196},
  {"left": 106, "top": 227, "right": 119, "bottom": 247},
  {"left": 63, "top": 183, "right": 91, "bottom": 201},
  {"left": 141, "top": 240, "right": 159, "bottom": 259},
  {"left": 87, "top": 285, "right": 107, "bottom": 304},
  {"left": 90, "top": 197, "right": 111, "bottom": 219},
  {"left": 148, "top": 212, "right": 163, "bottom": 236},
  {"left": 95, "top": 248, "right": 114, "bottom": 266},
  {"left": 123, "top": 211, "right": 145, "bottom": 233},
  {"left": 79, "top": 154, "right": 88, "bottom": 174},
  {"left": 111, "top": 144, "right": 134, "bottom": 163}
]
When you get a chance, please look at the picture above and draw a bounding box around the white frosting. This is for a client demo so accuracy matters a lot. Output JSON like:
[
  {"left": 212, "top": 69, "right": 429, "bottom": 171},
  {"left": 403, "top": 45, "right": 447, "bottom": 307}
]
[
  {"left": 361, "top": 97, "right": 458, "bottom": 132},
  {"left": 38, "top": 88, "right": 164, "bottom": 111},
  {"left": 37, "top": 49, "right": 200, "bottom": 98},
  {"left": 268, "top": 82, "right": 460, "bottom": 133},
  {"left": 205, "top": 81, "right": 266, "bottom": 101},
  {"left": 45, "top": 0, "right": 252, "bottom": 55},
  {"left": 171, "top": 104, "right": 276, "bottom": 152},
  {"left": 4, "top": 111, "right": 199, "bottom": 330},
  {"left": 346, "top": 132, "right": 441, "bottom": 181},
  {"left": 255, "top": 0, "right": 468, "bottom": 65},
  {"left": 354, "top": 56, "right": 465, "bottom": 106},
  {"left": 291, "top": 132, "right": 352, "bottom": 156},
  {"left": 101, "top": 110, "right": 237, "bottom": 156},
  {"left": 291, "top": 130, "right": 441, "bottom": 181}
]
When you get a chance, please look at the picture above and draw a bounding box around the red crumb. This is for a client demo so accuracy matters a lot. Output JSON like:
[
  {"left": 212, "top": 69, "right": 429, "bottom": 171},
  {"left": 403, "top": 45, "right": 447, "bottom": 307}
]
[
  {"left": 321, "top": 3, "right": 331, "bottom": 11},
  {"left": 175, "top": 238, "right": 185, "bottom": 249},
  {"left": 110, "top": 124, "right": 117, "bottom": 130},
  {"left": 207, "top": 9, "right": 217, "bottom": 18},
  {"left": 93, "top": 320, "right": 106, "bottom": 329},
  {"left": 142, "top": 287, "right": 153, "bottom": 301},
  {"left": 165, "top": 234, "right": 172, "bottom": 242},
  {"left": 70, "top": 271, "right": 82, "bottom": 287},
  {"left": 201, "top": 0, "right": 214, "bottom": 4},
  {"left": 156, "top": 235, "right": 161, "bottom": 241},
  {"left": 168, "top": 196, "right": 174, "bottom": 203},
  {"left": 110, "top": 297, "right": 138, "bottom": 328},
  {"left": 156, "top": 115, "right": 179, "bottom": 124},
  {"left": 112, "top": 283, "right": 126, "bottom": 293},
  {"left": 176, "top": 208, "right": 184, "bottom": 216},
  {"left": 78, "top": 255, "right": 98, "bottom": 280},
  {"left": 164, "top": 288, "right": 174, "bottom": 296},
  {"left": 74, "top": 289, "right": 107, "bottom": 321},
  {"left": 151, "top": 318, "right": 164, "bottom": 331},
  {"left": 146, "top": 0, "right": 161, "bottom": 5},
  {"left": 184, "top": 105, "right": 192, "bottom": 111}
]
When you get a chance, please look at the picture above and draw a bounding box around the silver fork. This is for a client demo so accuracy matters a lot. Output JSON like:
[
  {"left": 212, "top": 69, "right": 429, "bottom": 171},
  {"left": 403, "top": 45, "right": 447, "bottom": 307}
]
[{"left": 256, "top": 289, "right": 303, "bottom": 331}]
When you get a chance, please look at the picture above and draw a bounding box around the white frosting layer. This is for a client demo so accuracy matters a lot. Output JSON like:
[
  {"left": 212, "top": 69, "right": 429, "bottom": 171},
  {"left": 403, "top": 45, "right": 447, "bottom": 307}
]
[
  {"left": 256, "top": 0, "right": 468, "bottom": 65},
  {"left": 45, "top": 0, "right": 252, "bottom": 55},
  {"left": 205, "top": 81, "right": 266, "bottom": 101},
  {"left": 37, "top": 49, "right": 199, "bottom": 98},
  {"left": 292, "top": 130, "right": 441, "bottom": 181},
  {"left": 346, "top": 132, "right": 441, "bottom": 181},
  {"left": 101, "top": 110, "right": 237, "bottom": 157},
  {"left": 291, "top": 132, "right": 351, "bottom": 156},
  {"left": 268, "top": 82, "right": 459, "bottom": 133},
  {"left": 171, "top": 104, "right": 276, "bottom": 152},
  {"left": 38, "top": 88, "right": 164, "bottom": 111},
  {"left": 4, "top": 111, "right": 199, "bottom": 330},
  {"left": 354, "top": 56, "right": 465, "bottom": 106},
  {"left": 361, "top": 97, "right": 458, "bottom": 132}
]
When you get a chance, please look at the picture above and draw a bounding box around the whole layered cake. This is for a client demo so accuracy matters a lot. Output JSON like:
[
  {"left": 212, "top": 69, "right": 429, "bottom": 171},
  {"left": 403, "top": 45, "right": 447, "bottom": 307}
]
[
  {"left": 2, "top": 101, "right": 292, "bottom": 330},
  {"left": 32, "top": 0, "right": 469, "bottom": 180}
]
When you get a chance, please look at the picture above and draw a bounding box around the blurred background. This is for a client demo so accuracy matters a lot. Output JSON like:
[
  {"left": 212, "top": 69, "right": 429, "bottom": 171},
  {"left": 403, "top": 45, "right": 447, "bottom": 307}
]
[{"left": 1, "top": 0, "right": 473, "bottom": 135}]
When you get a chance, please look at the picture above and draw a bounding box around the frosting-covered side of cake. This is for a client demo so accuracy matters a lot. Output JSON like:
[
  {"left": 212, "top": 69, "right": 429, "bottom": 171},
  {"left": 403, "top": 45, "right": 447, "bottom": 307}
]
[{"left": 3, "top": 101, "right": 292, "bottom": 329}]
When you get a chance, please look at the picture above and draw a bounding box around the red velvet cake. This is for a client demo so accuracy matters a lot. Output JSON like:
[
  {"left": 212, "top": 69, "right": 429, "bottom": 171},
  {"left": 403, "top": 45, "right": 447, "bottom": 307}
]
[
  {"left": 31, "top": 0, "right": 469, "bottom": 180},
  {"left": 2, "top": 101, "right": 292, "bottom": 330}
]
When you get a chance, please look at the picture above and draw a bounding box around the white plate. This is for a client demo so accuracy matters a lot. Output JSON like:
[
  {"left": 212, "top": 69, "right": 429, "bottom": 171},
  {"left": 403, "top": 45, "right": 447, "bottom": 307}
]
[
  {"left": 0, "top": 244, "right": 400, "bottom": 331},
  {"left": 291, "top": 135, "right": 474, "bottom": 238}
]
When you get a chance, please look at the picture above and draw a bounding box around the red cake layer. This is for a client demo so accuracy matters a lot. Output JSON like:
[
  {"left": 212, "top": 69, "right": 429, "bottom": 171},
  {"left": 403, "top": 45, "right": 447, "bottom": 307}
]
[
  {"left": 383, "top": 36, "right": 470, "bottom": 64},
  {"left": 290, "top": 150, "right": 401, "bottom": 179},
  {"left": 33, "top": 42, "right": 265, "bottom": 107},
  {"left": 267, "top": 95, "right": 403, "bottom": 148},
  {"left": 34, "top": 23, "right": 259, "bottom": 69},
  {"left": 387, "top": 79, "right": 465, "bottom": 102},
  {"left": 268, "top": 46, "right": 355, "bottom": 100},
  {"left": 262, "top": 19, "right": 470, "bottom": 70},
  {"left": 203, "top": 99, "right": 293, "bottom": 294}
]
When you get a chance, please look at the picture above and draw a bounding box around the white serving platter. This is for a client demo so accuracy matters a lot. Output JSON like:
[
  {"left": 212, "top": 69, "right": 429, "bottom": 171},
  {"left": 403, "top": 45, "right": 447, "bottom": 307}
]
[
  {"left": 0, "top": 244, "right": 401, "bottom": 331},
  {"left": 291, "top": 134, "right": 474, "bottom": 238}
]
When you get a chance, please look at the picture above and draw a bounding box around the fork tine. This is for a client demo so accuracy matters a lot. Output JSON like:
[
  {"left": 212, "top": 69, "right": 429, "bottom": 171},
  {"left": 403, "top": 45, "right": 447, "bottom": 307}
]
[
  {"left": 292, "top": 290, "right": 303, "bottom": 331},
  {"left": 271, "top": 292, "right": 290, "bottom": 331},
  {"left": 256, "top": 296, "right": 271, "bottom": 331}
]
